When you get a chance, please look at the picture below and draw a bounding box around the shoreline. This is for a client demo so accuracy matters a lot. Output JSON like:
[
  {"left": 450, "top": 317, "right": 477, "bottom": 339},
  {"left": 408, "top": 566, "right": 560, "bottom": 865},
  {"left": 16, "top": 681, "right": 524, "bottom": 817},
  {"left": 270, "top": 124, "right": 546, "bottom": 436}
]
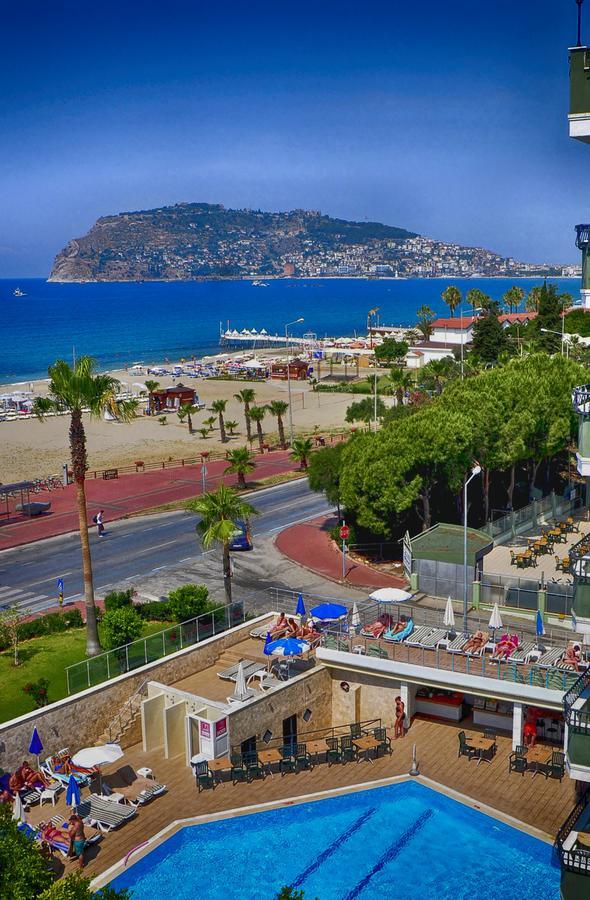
[{"left": 43, "top": 273, "right": 571, "bottom": 284}]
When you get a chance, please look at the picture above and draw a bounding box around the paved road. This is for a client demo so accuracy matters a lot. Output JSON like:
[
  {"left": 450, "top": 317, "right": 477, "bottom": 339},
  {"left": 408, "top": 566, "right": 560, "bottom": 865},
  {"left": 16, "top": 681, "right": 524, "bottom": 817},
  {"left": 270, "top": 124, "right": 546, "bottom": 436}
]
[{"left": 0, "top": 479, "right": 333, "bottom": 614}]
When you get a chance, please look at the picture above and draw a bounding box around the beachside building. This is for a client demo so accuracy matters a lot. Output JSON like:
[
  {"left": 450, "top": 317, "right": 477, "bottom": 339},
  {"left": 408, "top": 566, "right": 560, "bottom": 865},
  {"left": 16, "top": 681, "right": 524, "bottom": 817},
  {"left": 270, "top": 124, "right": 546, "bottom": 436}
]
[
  {"left": 148, "top": 383, "right": 196, "bottom": 413},
  {"left": 430, "top": 316, "right": 476, "bottom": 345},
  {"left": 270, "top": 359, "right": 309, "bottom": 381},
  {"left": 405, "top": 341, "right": 456, "bottom": 369}
]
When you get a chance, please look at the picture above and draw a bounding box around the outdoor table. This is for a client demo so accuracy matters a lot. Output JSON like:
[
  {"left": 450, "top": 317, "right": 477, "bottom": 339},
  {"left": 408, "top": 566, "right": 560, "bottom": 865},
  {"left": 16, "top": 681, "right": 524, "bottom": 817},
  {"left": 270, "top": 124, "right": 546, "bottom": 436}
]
[
  {"left": 548, "top": 529, "right": 566, "bottom": 544},
  {"left": 353, "top": 736, "right": 381, "bottom": 764},
  {"left": 258, "top": 748, "right": 282, "bottom": 777},
  {"left": 466, "top": 735, "right": 495, "bottom": 766},
  {"left": 207, "top": 756, "right": 231, "bottom": 782},
  {"left": 525, "top": 745, "right": 551, "bottom": 778},
  {"left": 39, "top": 783, "right": 62, "bottom": 807},
  {"left": 306, "top": 739, "right": 330, "bottom": 763}
]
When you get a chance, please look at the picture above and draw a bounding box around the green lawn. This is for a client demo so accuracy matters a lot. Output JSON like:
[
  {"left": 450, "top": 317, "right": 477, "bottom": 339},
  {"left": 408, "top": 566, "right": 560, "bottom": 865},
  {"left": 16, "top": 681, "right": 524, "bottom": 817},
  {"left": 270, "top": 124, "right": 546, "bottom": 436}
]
[{"left": 0, "top": 622, "right": 170, "bottom": 724}]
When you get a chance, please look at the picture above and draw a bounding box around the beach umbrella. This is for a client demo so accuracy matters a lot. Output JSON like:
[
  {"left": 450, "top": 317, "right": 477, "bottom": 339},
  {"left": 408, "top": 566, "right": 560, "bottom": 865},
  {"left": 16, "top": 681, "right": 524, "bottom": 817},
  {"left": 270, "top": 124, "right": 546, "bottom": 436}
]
[
  {"left": 310, "top": 602, "right": 348, "bottom": 622},
  {"left": 66, "top": 773, "right": 81, "bottom": 808},
  {"left": 369, "top": 588, "right": 413, "bottom": 604},
  {"left": 351, "top": 602, "right": 361, "bottom": 628},
  {"left": 536, "top": 609, "right": 545, "bottom": 641},
  {"left": 443, "top": 596, "right": 456, "bottom": 632},
  {"left": 72, "top": 743, "right": 123, "bottom": 769},
  {"left": 295, "top": 593, "right": 306, "bottom": 617},
  {"left": 266, "top": 637, "right": 310, "bottom": 657},
  {"left": 12, "top": 793, "right": 25, "bottom": 823},
  {"left": 28, "top": 727, "right": 43, "bottom": 769},
  {"left": 263, "top": 631, "right": 273, "bottom": 656},
  {"left": 488, "top": 603, "right": 503, "bottom": 631},
  {"left": 231, "top": 661, "right": 253, "bottom": 702}
]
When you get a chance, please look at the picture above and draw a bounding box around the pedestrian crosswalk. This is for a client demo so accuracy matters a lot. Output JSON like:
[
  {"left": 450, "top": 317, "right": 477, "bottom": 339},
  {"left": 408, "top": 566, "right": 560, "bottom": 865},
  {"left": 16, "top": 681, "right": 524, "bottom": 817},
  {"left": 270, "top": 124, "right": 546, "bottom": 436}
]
[{"left": 0, "top": 584, "right": 53, "bottom": 614}]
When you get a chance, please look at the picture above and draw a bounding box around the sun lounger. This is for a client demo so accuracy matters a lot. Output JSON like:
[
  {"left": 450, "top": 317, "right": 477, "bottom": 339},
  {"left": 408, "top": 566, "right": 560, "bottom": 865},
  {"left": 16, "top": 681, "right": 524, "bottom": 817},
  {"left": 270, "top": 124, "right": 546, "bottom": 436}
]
[
  {"left": 42, "top": 748, "right": 93, "bottom": 786},
  {"left": 419, "top": 628, "right": 448, "bottom": 650},
  {"left": 536, "top": 647, "right": 564, "bottom": 668},
  {"left": 75, "top": 794, "right": 136, "bottom": 832},
  {"left": 505, "top": 641, "right": 538, "bottom": 664},
  {"left": 217, "top": 660, "right": 265, "bottom": 681},
  {"left": 447, "top": 633, "right": 471, "bottom": 654},
  {"left": 37, "top": 815, "right": 102, "bottom": 856},
  {"left": 383, "top": 618, "right": 413, "bottom": 643},
  {"left": 403, "top": 625, "right": 434, "bottom": 647}
]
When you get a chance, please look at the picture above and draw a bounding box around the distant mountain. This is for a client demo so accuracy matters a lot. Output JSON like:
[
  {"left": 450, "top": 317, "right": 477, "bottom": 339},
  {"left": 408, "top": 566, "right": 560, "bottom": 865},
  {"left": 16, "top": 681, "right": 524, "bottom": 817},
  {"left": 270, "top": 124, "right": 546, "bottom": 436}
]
[{"left": 48, "top": 202, "right": 560, "bottom": 282}]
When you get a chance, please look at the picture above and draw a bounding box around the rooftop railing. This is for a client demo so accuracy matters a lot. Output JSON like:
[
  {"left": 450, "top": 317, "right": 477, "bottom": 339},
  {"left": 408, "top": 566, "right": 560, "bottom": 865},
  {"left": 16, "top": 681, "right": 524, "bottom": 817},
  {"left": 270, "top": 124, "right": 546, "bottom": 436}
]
[{"left": 554, "top": 782, "right": 590, "bottom": 876}]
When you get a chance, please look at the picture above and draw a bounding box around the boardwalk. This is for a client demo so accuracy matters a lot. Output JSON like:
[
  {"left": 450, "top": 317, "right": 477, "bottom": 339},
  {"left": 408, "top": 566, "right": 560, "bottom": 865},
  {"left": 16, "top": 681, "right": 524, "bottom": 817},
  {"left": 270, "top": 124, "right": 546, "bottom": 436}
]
[{"left": 26, "top": 716, "right": 573, "bottom": 885}]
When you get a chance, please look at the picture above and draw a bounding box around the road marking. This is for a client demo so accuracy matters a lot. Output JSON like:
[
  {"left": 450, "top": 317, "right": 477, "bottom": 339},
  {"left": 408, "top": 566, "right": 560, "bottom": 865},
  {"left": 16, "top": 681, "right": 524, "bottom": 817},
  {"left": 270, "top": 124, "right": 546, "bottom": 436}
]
[
  {"left": 265, "top": 509, "right": 335, "bottom": 534},
  {"left": 23, "top": 572, "right": 74, "bottom": 588}
]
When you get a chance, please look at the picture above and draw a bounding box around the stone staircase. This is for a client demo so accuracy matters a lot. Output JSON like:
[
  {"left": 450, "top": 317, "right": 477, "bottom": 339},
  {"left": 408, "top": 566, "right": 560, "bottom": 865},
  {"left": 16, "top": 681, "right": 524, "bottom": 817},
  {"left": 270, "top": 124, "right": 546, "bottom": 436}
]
[
  {"left": 214, "top": 645, "right": 269, "bottom": 671},
  {"left": 96, "top": 680, "right": 148, "bottom": 746}
]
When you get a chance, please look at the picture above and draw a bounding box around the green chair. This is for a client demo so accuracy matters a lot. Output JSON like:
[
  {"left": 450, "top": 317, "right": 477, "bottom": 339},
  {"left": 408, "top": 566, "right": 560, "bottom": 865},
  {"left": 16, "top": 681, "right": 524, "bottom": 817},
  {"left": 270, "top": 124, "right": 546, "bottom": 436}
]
[
  {"left": 294, "top": 743, "right": 313, "bottom": 772},
  {"left": 457, "top": 730, "right": 476, "bottom": 760},
  {"left": 349, "top": 723, "right": 362, "bottom": 740},
  {"left": 367, "top": 646, "right": 388, "bottom": 659},
  {"left": 230, "top": 752, "right": 248, "bottom": 785},
  {"left": 195, "top": 761, "right": 215, "bottom": 792},
  {"left": 373, "top": 727, "right": 392, "bottom": 757},
  {"left": 340, "top": 735, "right": 358, "bottom": 763},
  {"left": 545, "top": 751, "right": 565, "bottom": 782},
  {"left": 243, "top": 751, "right": 265, "bottom": 781},
  {"left": 508, "top": 745, "right": 528, "bottom": 776},
  {"left": 279, "top": 746, "right": 297, "bottom": 776},
  {"left": 326, "top": 737, "right": 342, "bottom": 766}
]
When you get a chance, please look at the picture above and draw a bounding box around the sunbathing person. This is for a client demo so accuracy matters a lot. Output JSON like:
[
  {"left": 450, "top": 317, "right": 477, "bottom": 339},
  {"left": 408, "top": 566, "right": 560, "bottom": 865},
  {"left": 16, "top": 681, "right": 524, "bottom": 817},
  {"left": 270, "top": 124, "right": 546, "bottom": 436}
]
[
  {"left": 286, "top": 617, "right": 300, "bottom": 637},
  {"left": 270, "top": 612, "right": 288, "bottom": 638},
  {"left": 0, "top": 788, "right": 12, "bottom": 805},
  {"left": 491, "top": 634, "right": 519, "bottom": 660},
  {"left": 389, "top": 616, "right": 408, "bottom": 636},
  {"left": 463, "top": 631, "right": 488, "bottom": 654},
  {"left": 21, "top": 760, "right": 49, "bottom": 788},
  {"left": 363, "top": 620, "right": 388, "bottom": 639},
  {"left": 563, "top": 643, "right": 582, "bottom": 672}
]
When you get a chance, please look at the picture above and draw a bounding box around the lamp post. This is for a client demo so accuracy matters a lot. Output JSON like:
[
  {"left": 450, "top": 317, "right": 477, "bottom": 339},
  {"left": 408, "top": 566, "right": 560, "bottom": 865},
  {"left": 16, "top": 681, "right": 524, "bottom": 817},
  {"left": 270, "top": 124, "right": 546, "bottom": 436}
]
[
  {"left": 285, "top": 317, "right": 304, "bottom": 446},
  {"left": 540, "top": 322, "right": 568, "bottom": 357},
  {"left": 463, "top": 463, "right": 482, "bottom": 633}
]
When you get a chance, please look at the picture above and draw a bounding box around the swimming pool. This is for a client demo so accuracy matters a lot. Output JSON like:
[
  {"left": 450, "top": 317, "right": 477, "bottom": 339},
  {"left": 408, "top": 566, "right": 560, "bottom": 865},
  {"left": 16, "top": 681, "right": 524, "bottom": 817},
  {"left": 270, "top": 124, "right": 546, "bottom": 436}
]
[{"left": 108, "top": 780, "right": 560, "bottom": 899}]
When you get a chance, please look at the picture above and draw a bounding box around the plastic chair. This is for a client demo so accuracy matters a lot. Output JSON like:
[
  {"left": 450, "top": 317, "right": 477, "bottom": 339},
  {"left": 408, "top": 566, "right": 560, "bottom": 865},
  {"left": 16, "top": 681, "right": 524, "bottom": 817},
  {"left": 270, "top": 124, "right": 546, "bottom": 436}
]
[
  {"left": 279, "top": 746, "right": 297, "bottom": 776},
  {"left": 230, "top": 752, "right": 248, "bottom": 785},
  {"left": 195, "top": 761, "right": 215, "bottom": 792},
  {"left": 294, "top": 744, "right": 313, "bottom": 772},
  {"left": 373, "top": 727, "right": 392, "bottom": 756},
  {"left": 326, "top": 737, "right": 342, "bottom": 766},
  {"left": 340, "top": 735, "right": 358, "bottom": 763},
  {"left": 508, "top": 746, "right": 528, "bottom": 776},
  {"left": 243, "top": 751, "right": 265, "bottom": 781}
]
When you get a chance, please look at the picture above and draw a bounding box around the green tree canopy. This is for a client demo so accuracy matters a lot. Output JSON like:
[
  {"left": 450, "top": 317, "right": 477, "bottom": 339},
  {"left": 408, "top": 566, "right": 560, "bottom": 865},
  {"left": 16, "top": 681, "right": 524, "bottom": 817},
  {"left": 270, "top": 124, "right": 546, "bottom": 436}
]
[
  {"left": 373, "top": 338, "right": 408, "bottom": 365},
  {"left": 307, "top": 443, "right": 345, "bottom": 512},
  {"left": 345, "top": 397, "right": 387, "bottom": 423},
  {"left": 470, "top": 307, "right": 509, "bottom": 363}
]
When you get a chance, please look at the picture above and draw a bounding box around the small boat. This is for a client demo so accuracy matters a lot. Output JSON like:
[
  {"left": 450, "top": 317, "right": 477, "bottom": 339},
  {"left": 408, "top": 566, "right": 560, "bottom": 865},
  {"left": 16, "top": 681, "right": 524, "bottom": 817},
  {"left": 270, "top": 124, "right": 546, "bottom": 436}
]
[
  {"left": 252, "top": 280, "right": 268, "bottom": 287},
  {"left": 13, "top": 287, "right": 26, "bottom": 297}
]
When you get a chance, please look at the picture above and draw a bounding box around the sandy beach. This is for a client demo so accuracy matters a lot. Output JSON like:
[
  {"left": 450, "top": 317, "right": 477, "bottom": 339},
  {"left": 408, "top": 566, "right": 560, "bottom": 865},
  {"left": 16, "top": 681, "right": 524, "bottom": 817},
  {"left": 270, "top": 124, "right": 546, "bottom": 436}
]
[{"left": 0, "top": 369, "right": 356, "bottom": 482}]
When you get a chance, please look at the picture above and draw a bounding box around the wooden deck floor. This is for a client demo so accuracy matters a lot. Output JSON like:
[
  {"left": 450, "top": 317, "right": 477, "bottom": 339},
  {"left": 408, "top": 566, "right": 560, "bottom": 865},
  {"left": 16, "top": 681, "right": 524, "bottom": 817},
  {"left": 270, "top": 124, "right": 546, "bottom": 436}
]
[{"left": 27, "top": 717, "right": 574, "bottom": 884}]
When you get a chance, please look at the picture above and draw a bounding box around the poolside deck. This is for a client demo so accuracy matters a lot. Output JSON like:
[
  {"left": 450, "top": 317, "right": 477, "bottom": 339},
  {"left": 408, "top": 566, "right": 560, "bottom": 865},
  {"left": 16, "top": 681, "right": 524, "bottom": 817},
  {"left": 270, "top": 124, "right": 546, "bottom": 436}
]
[{"left": 27, "top": 716, "right": 574, "bottom": 884}]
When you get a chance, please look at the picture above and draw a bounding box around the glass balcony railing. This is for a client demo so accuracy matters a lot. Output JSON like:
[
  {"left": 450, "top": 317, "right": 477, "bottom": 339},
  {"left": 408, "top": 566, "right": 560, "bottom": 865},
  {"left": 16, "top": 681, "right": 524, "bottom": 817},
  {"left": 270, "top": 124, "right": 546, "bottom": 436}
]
[{"left": 570, "top": 46, "right": 590, "bottom": 141}]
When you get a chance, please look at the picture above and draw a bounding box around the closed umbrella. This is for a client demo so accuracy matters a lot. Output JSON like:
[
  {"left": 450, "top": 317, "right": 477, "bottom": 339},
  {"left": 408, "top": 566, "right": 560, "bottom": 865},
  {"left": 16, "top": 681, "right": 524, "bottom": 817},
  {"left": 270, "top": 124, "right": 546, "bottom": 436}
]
[
  {"left": 230, "top": 660, "right": 254, "bottom": 703},
  {"left": 66, "top": 773, "right": 81, "bottom": 808},
  {"left": 28, "top": 727, "right": 43, "bottom": 769},
  {"left": 488, "top": 603, "right": 503, "bottom": 631},
  {"left": 295, "top": 593, "right": 306, "bottom": 617},
  {"left": 369, "top": 588, "right": 413, "bottom": 604},
  {"left": 443, "top": 596, "right": 456, "bottom": 635},
  {"left": 12, "top": 793, "right": 25, "bottom": 823},
  {"left": 310, "top": 602, "right": 348, "bottom": 622},
  {"left": 263, "top": 631, "right": 273, "bottom": 655},
  {"left": 351, "top": 602, "right": 361, "bottom": 629},
  {"left": 536, "top": 609, "right": 545, "bottom": 647}
]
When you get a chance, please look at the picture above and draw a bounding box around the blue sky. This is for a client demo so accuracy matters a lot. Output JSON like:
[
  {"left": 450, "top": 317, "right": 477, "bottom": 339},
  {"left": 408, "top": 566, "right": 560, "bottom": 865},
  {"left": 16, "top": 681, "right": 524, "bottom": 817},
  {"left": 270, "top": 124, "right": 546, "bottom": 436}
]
[{"left": 0, "top": 0, "right": 586, "bottom": 276}]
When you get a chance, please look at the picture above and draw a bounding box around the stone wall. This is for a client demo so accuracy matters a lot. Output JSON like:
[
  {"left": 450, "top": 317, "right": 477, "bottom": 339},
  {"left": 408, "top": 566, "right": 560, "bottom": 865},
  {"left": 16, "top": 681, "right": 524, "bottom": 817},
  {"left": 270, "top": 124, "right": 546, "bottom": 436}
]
[
  {"left": 0, "top": 613, "right": 273, "bottom": 772},
  {"left": 329, "top": 666, "right": 402, "bottom": 730},
  {"left": 227, "top": 667, "right": 333, "bottom": 750}
]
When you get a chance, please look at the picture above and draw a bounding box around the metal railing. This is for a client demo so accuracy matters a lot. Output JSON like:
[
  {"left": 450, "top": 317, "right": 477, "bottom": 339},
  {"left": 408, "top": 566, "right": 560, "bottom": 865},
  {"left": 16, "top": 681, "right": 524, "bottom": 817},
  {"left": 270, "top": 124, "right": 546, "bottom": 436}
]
[
  {"left": 482, "top": 492, "right": 576, "bottom": 543},
  {"left": 554, "top": 783, "right": 590, "bottom": 876},
  {"left": 102, "top": 680, "right": 149, "bottom": 743},
  {"left": 65, "top": 600, "right": 245, "bottom": 695},
  {"left": 563, "top": 667, "right": 590, "bottom": 733},
  {"left": 318, "top": 625, "right": 580, "bottom": 693},
  {"left": 231, "top": 718, "right": 383, "bottom": 755}
]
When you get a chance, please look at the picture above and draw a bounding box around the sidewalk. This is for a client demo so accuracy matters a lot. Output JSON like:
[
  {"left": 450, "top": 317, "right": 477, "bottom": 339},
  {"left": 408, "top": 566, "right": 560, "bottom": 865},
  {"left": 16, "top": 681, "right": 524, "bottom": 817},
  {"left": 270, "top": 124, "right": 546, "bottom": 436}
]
[
  {"left": 0, "top": 450, "right": 299, "bottom": 550},
  {"left": 274, "top": 516, "right": 407, "bottom": 589}
]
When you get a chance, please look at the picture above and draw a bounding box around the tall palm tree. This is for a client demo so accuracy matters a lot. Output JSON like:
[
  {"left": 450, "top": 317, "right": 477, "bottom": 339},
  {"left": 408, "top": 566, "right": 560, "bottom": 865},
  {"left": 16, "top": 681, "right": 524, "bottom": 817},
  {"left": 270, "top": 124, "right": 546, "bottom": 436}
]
[
  {"left": 144, "top": 379, "right": 160, "bottom": 415},
  {"left": 187, "top": 485, "right": 257, "bottom": 603},
  {"left": 210, "top": 399, "right": 228, "bottom": 442},
  {"left": 234, "top": 388, "right": 256, "bottom": 442},
  {"left": 32, "top": 357, "right": 137, "bottom": 656},
  {"left": 389, "top": 369, "right": 413, "bottom": 406},
  {"left": 224, "top": 446, "right": 256, "bottom": 488},
  {"left": 267, "top": 399, "right": 289, "bottom": 447},
  {"left": 248, "top": 405, "right": 267, "bottom": 452},
  {"left": 177, "top": 402, "right": 198, "bottom": 433},
  {"left": 290, "top": 437, "right": 313, "bottom": 469},
  {"left": 441, "top": 285, "right": 461, "bottom": 318}
]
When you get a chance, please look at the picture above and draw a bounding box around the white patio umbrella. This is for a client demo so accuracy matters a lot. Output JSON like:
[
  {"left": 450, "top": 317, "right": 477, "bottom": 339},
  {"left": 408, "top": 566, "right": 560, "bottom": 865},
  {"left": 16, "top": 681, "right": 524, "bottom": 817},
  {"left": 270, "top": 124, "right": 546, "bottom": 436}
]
[
  {"left": 351, "top": 602, "right": 361, "bottom": 628},
  {"left": 72, "top": 743, "right": 124, "bottom": 792},
  {"left": 369, "top": 588, "right": 413, "bottom": 604},
  {"left": 488, "top": 603, "right": 503, "bottom": 632},
  {"left": 12, "top": 793, "right": 25, "bottom": 823},
  {"left": 443, "top": 596, "right": 456, "bottom": 634},
  {"left": 230, "top": 661, "right": 254, "bottom": 703}
]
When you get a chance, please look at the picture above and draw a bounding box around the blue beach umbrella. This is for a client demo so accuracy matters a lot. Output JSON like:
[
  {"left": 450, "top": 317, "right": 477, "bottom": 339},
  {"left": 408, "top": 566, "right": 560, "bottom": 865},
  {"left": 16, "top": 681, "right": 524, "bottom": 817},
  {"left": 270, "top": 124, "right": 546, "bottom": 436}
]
[
  {"left": 263, "top": 631, "right": 273, "bottom": 655},
  {"left": 310, "top": 602, "right": 348, "bottom": 622},
  {"left": 266, "top": 637, "right": 310, "bottom": 657},
  {"left": 65, "top": 774, "right": 81, "bottom": 808},
  {"left": 536, "top": 609, "right": 545, "bottom": 640},
  {"left": 295, "top": 593, "right": 306, "bottom": 617},
  {"left": 28, "top": 727, "right": 43, "bottom": 768}
]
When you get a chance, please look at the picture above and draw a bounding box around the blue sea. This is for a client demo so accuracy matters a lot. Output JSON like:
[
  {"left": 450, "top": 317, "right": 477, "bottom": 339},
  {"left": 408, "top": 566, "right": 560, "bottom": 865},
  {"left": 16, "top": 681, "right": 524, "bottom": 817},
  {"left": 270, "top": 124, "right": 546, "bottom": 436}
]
[
  {"left": 109, "top": 780, "right": 560, "bottom": 900},
  {"left": 0, "top": 276, "right": 580, "bottom": 384}
]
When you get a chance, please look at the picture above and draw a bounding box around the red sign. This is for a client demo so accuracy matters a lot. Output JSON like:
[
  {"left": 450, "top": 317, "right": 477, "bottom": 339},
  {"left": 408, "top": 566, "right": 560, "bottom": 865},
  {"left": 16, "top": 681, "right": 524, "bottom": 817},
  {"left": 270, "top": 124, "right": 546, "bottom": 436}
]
[{"left": 340, "top": 525, "right": 350, "bottom": 540}]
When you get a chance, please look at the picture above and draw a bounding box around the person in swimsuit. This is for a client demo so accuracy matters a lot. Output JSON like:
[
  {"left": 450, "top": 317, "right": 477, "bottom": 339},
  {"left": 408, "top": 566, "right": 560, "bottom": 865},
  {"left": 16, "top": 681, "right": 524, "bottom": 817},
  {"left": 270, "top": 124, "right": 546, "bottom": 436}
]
[
  {"left": 270, "top": 612, "right": 288, "bottom": 637},
  {"left": 463, "top": 631, "right": 487, "bottom": 653},
  {"left": 67, "top": 814, "right": 87, "bottom": 869},
  {"left": 394, "top": 696, "right": 406, "bottom": 739}
]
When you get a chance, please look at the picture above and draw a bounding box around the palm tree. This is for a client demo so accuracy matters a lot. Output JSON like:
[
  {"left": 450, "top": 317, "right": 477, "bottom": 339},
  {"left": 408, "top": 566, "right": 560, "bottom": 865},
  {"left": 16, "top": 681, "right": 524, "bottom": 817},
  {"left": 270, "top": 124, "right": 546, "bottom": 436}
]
[
  {"left": 389, "top": 369, "right": 413, "bottom": 406},
  {"left": 421, "top": 358, "right": 450, "bottom": 394},
  {"left": 32, "top": 357, "right": 137, "bottom": 656},
  {"left": 248, "top": 405, "right": 267, "bottom": 452},
  {"left": 203, "top": 415, "right": 216, "bottom": 432},
  {"left": 441, "top": 286, "right": 461, "bottom": 318},
  {"left": 225, "top": 420, "right": 238, "bottom": 436},
  {"left": 234, "top": 388, "right": 256, "bottom": 442},
  {"left": 267, "top": 399, "right": 289, "bottom": 447},
  {"left": 186, "top": 485, "right": 257, "bottom": 603},
  {"left": 144, "top": 379, "right": 160, "bottom": 414},
  {"left": 502, "top": 285, "right": 525, "bottom": 313},
  {"left": 290, "top": 437, "right": 313, "bottom": 469},
  {"left": 210, "top": 399, "right": 228, "bottom": 442},
  {"left": 224, "top": 446, "right": 256, "bottom": 488},
  {"left": 177, "top": 402, "right": 198, "bottom": 433}
]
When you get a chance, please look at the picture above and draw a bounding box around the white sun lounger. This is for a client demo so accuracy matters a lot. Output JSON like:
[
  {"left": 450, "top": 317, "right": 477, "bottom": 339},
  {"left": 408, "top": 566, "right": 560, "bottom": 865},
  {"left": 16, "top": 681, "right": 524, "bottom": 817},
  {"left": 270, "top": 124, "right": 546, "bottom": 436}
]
[
  {"left": 404, "top": 626, "right": 435, "bottom": 647},
  {"left": 419, "top": 628, "right": 448, "bottom": 650}
]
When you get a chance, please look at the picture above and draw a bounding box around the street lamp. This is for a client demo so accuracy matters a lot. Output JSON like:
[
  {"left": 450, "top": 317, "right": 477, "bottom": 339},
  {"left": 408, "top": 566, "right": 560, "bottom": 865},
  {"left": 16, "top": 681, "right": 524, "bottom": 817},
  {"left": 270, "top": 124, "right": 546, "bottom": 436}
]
[
  {"left": 285, "top": 317, "right": 304, "bottom": 445},
  {"left": 540, "top": 321, "right": 567, "bottom": 357},
  {"left": 463, "top": 463, "right": 482, "bottom": 633}
]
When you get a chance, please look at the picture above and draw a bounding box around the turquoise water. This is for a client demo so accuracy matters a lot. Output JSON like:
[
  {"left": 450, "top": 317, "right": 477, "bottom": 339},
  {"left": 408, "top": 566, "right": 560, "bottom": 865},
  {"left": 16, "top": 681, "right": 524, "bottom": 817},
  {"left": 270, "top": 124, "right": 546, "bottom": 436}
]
[
  {"left": 0, "top": 277, "right": 579, "bottom": 383},
  {"left": 109, "top": 781, "right": 560, "bottom": 899}
]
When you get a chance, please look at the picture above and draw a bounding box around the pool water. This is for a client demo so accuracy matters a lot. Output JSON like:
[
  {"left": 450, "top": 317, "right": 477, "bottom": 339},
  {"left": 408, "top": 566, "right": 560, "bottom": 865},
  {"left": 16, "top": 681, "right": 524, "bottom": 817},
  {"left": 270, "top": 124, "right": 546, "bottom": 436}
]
[{"left": 109, "top": 781, "right": 560, "bottom": 899}]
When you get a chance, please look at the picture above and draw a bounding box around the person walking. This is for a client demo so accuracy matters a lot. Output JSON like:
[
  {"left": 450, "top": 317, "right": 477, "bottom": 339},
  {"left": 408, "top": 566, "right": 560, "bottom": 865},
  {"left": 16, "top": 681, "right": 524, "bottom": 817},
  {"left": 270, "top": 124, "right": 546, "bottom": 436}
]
[{"left": 94, "top": 509, "right": 105, "bottom": 536}]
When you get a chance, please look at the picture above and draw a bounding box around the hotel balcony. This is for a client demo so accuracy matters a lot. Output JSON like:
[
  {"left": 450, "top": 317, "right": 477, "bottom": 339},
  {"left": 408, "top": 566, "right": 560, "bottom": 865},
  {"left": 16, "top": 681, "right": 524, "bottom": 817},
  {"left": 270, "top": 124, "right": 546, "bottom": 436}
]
[{"left": 569, "top": 46, "right": 590, "bottom": 143}]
